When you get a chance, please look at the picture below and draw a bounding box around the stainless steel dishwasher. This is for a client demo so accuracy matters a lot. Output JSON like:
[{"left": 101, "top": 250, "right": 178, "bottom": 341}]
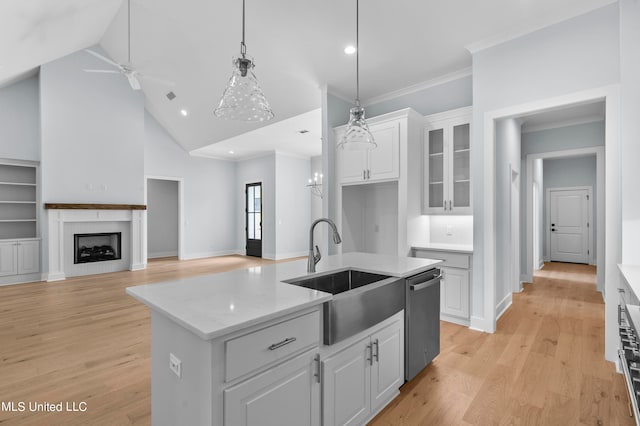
[{"left": 405, "top": 268, "right": 442, "bottom": 381}]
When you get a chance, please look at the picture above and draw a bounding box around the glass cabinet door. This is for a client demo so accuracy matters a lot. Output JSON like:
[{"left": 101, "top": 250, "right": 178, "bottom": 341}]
[
  {"left": 451, "top": 123, "right": 470, "bottom": 209},
  {"left": 427, "top": 128, "right": 445, "bottom": 209}
]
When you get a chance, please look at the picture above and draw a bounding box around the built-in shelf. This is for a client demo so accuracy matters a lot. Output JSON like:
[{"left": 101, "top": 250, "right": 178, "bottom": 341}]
[
  {"left": 0, "top": 162, "right": 39, "bottom": 240},
  {"left": 429, "top": 181, "right": 444, "bottom": 185},
  {"left": 0, "top": 181, "right": 37, "bottom": 186},
  {"left": 454, "top": 148, "right": 470, "bottom": 153},
  {"left": 429, "top": 153, "right": 444, "bottom": 157},
  {"left": 454, "top": 179, "right": 470, "bottom": 183}
]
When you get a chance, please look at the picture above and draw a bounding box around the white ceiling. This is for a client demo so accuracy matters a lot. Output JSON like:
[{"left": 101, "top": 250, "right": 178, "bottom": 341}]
[
  {"left": 1, "top": 0, "right": 617, "bottom": 157},
  {"left": 191, "top": 108, "right": 322, "bottom": 161}
]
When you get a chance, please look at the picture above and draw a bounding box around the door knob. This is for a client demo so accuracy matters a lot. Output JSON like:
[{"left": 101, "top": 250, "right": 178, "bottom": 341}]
[
  {"left": 551, "top": 229, "right": 556, "bottom": 232},
  {"left": 551, "top": 223, "right": 555, "bottom": 226}
]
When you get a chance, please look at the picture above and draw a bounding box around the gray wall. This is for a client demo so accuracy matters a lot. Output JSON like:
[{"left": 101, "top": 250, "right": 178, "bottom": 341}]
[
  {"left": 275, "top": 153, "right": 311, "bottom": 258},
  {"left": 147, "top": 179, "right": 179, "bottom": 258},
  {"left": 364, "top": 75, "right": 472, "bottom": 118},
  {"left": 145, "top": 111, "right": 237, "bottom": 259},
  {"left": 543, "top": 156, "right": 597, "bottom": 261},
  {"left": 0, "top": 75, "right": 40, "bottom": 162},
  {"left": 471, "top": 4, "right": 619, "bottom": 326}
]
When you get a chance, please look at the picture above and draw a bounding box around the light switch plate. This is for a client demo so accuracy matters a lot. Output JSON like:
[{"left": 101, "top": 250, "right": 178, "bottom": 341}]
[{"left": 446, "top": 225, "right": 453, "bottom": 236}]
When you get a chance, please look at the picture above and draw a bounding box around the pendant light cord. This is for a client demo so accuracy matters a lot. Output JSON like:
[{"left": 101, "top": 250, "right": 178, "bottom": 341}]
[
  {"left": 355, "top": 0, "right": 360, "bottom": 107},
  {"left": 240, "top": 0, "right": 247, "bottom": 57},
  {"left": 128, "top": 0, "right": 131, "bottom": 64}
]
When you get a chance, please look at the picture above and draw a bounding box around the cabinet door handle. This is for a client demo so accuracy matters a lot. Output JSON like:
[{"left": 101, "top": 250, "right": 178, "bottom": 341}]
[
  {"left": 367, "top": 169, "right": 370, "bottom": 179},
  {"left": 443, "top": 201, "right": 446, "bottom": 211},
  {"left": 373, "top": 339, "right": 379, "bottom": 362},
  {"left": 363, "top": 170, "right": 366, "bottom": 180},
  {"left": 313, "top": 354, "right": 321, "bottom": 383},
  {"left": 366, "top": 343, "right": 373, "bottom": 365},
  {"left": 268, "top": 337, "right": 296, "bottom": 351},
  {"left": 449, "top": 200, "right": 452, "bottom": 210}
]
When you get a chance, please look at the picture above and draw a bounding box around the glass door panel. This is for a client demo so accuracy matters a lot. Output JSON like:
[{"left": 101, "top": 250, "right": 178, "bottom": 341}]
[
  {"left": 428, "top": 128, "right": 445, "bottom": 209},
  {"left": 452, "top": 124, "right": 470, "bottom": 208},
  {"left": 246, "top": 182, "right": 262, "bottom": 257}
]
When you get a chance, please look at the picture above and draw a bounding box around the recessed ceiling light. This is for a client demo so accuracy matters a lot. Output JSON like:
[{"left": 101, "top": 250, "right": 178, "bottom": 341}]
[
  {"left": 166, "top": 91, "right": 176, "bottom": 101},
  {"left": 228, "top": 150, "right": 234, "bottom": 154},
  {"left": 344, "top": 45, "right": 356, "bottom": 55},
  {"left": 180, "top": 109, "right": 188, "bottom": 116}
]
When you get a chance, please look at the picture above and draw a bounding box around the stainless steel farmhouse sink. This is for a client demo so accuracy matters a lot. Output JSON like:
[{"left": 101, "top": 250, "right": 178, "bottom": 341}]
[{"left": 284, "top": 269, "right": 404, "bottom": 345}]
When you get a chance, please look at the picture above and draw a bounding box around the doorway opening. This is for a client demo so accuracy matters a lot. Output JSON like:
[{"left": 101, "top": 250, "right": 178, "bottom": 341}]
[
  {"left": 246, "top": 182, "right": 262, "bottom": 258},
  {"left": 145, "top": 176, "right": 184, "bottom": 260}
]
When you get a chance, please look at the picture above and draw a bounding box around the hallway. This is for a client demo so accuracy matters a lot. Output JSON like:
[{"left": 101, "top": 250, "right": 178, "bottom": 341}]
[{"left": 372, "top": 262, "right": 632, "bottom": 425}]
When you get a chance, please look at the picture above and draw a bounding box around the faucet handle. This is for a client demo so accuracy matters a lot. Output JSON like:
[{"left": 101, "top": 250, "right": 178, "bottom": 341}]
[{"left": 314, "top": 245, "right": 322, "bottom": 264}]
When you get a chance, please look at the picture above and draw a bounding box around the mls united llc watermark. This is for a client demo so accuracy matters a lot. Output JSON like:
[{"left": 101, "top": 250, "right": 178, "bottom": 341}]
[{"left": 1, "top": 401, "right": 87, "bottom": 413}]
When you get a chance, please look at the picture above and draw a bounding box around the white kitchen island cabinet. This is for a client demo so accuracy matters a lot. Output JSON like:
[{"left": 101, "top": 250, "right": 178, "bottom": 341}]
[
  {"left": 322, "top": 313, "right": 404, "bottom": 426},
  {"left": 127, "top": 252, "right": 440, "bottom": 426}
]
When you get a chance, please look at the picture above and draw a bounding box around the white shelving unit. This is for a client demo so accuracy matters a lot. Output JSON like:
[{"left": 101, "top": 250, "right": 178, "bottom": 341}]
[{"left": 0, "top": 161, "right": 40, "bottom": 285}]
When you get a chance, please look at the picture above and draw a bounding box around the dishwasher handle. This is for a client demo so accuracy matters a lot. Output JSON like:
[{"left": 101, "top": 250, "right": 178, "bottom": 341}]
[{"left": 410, "top": 274, "right": 442, "bottom": 291}]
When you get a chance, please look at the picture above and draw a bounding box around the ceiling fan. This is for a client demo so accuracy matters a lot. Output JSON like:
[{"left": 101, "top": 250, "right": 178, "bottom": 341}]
[{"left": 83, "top": 0, "right": 173, "bottom": 91}]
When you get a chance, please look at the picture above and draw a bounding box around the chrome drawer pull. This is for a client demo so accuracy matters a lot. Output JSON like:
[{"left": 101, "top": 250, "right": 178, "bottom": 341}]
[{"left": 268, "top": 337, "right": 297, "bottom": 351}]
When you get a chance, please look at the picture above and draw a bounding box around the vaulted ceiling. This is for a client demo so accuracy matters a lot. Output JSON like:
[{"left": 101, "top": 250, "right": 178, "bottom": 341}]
[{"left": 1, "top": 0, "right": 617, "bottom": 154}]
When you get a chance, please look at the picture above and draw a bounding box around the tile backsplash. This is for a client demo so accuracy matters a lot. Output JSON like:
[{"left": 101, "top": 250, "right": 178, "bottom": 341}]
[{"left": 429, "top": 215, "right": 473, "bottom": 245}]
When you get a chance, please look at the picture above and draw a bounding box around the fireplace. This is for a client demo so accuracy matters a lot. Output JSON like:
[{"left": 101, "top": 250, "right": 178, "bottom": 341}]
[{"left": 74, "top": 232, "right": 122, "bottom": 264}]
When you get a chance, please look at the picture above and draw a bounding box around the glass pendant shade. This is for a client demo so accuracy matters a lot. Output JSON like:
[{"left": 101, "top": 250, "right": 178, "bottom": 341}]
[
  {"left": 339, "top": 106, "right": 377, "bottom": 150},
  {"left": 214, "top": 57, "right": 274, "bottom": 122}
]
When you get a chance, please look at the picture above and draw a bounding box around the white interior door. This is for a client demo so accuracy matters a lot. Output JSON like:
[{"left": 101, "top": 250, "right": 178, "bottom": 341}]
[{"left": 549, "top": 189, "right": 589, "bottom": 264}]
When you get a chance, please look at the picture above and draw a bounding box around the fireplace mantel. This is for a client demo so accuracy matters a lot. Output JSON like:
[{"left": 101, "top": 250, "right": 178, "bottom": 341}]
[{"left": 45, "top": 203, "right": 146, "bottom": 210}]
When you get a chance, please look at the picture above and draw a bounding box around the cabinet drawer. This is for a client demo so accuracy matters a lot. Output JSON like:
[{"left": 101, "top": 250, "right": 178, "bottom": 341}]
[
  {"left": 414, "top": 250, "right": 470, "bottom": 269},
  {"left": 225, "top": 311, "right": 320, "bottom": 382}
]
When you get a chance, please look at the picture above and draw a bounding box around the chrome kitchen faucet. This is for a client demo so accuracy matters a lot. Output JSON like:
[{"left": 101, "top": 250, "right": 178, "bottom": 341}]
[{"left": 307, "top": 218, "right": 342, "bottom": 273}]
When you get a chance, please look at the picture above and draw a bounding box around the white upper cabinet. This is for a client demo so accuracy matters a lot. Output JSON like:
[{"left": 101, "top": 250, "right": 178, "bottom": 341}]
[
  {"left": 337, "top": 121, "right": 400, "bottom": 184},
  {"left": 423, "top": 107, "right": 472, "bottom": 214}
]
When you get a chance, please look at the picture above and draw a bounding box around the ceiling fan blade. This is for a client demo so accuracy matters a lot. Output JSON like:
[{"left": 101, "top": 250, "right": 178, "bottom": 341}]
[
  {"left": 84, "top": 49, "right": 121, "bottom": 69},
  {"left": 83, "top": 69, "right": 121, "bottom": 74},
  {"left": 127, "top": 73, "right": 142, "bottom": 90},
  {"left": 140, "top": 74, "right": 175, "bottom": 87}
]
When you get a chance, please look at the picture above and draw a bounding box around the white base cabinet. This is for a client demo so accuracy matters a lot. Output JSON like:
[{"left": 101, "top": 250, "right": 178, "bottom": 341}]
[
  {"left": 0, "top": 239, "right": 40, "bottom": 283},
  {"left": 224, "top": 350, "right": 320, "bottom": 426},
  {"left": 413, "top": 248, "right": 472, "bottom": 326},
  {"left": 322, "top": 314, "right": 404, "bottom": 426}
]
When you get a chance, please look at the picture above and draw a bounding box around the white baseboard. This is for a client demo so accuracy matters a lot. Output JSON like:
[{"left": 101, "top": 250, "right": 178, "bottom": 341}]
[
  {"left": 0, "top": 273, "right": 44, "bottom": 286},
  {"left": 538, "top": 260, "right": 545, "bottom": 269},
  {"left": 470, "top": 315, "right": 492, "bottom": 333},
  {"left": 130, "top": 263, "right": 146, "bottom": 271},
  {"left": 496, "top": 293, "right": 513, "bottom": 320},
  {"left": 148, "top": 251, "right": 178, "bottom": 259},
  {"left": 181, "top": 250, "right": 239, "bottom": 261},
  {"left": 440, "top": 313, "right": 470, "bottom": 327},
  {"left": 46, "top": 272, "right": 66, "bottom": 282}
]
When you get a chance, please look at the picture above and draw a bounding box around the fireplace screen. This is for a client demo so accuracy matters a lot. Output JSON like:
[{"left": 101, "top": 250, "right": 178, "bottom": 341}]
[{"left": 74, "top": 232, "right": 122, "bottom": 264}]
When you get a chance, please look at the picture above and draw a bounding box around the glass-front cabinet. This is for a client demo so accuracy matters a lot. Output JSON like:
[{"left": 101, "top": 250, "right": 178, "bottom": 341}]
[{"left": 423, "top": 108, "right": 472, "bottom": 214}]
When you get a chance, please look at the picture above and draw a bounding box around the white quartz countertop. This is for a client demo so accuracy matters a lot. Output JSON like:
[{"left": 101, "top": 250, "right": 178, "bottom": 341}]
[
  {"left": 412, "top": 243, "right": 474, "bottom": 254},
  {"left": 126, "top": 252, "right": 441, "bottom": 340},
  {"left": 619, "top": 264, "right": 640, "bottom": 298}
]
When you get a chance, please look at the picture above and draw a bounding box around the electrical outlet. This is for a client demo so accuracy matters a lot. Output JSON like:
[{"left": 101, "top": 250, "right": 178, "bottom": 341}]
[
  {"left": 169, "top": 353, "right": 182, "bottom": 378},
  {"left": 446, "top": 225, "right": 453, "bottom": 236}
]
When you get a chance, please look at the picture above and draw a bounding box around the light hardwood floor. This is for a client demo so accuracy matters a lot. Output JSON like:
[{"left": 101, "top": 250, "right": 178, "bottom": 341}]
[{"left": 0, "top": 259, "right": 633, "bottom": 425}]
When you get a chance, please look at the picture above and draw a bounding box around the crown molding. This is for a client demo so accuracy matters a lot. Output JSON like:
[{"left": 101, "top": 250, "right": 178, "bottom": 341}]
[
  {"left": 361, "top": 67, "right": 472, "bottom": 107},
  {"left": 521, "top": 115, "right": 605, "bottom": 134}
]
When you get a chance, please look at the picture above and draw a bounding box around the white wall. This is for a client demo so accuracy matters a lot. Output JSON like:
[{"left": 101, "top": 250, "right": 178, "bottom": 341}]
[
  {"left": 532, "top": 159, "right": 544, "bottom": 270},
  {"left": 0, "top": 75, "right": 40, "bottom": 162},
  {"left": 40, "top": 46, "right": 145, "bottom": 205},
  {"left": 147, "top": 179, "right": 179, "bottom": 258},
  {"left": 145, "top": 112, "right": 237, "bottom": 259},
  {"left": 236, "top": 154, "right": 276, "bottom": 258},
  {"left": 620, "top": 0, "right": 640, "bottom": 264},
  {"left": 471, "top": 4, "right": 620, "bottom": 331},
  {"left": 275, "top": 153, "right": 311, "bottom": 259},
  {"left": 543, "top": 156, "right": 597, "bottom": 261},
  {"left": 495, "top": 118, "right": 522, "bottom": 312}
]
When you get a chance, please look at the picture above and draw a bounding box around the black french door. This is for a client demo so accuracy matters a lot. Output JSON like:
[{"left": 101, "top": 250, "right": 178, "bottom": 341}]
[{"left": 245, "top": 182, "right": 262, "bottom": 257}]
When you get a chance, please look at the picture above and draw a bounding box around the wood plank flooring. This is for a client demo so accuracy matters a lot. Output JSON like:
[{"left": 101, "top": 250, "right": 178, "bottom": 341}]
[
  {"left": 0, "top": 259, "right": 633, "bottom": 425},
  {"left": 371, "top": 262, "right": 633, "bottom": 426}
]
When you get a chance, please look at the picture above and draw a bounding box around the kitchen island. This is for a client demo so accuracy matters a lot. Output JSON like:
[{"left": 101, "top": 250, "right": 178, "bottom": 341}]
[{"left": 127, "top": 252, "right": 440, "bottom": 426}]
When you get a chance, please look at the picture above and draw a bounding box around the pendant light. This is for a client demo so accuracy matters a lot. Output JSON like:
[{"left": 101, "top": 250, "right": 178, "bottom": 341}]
[
  {"left": 214, "top": 0, "right": 274, "bottom": 121},
  {"left": 337, "top": 0, "right": 376, "bottom": 150}
]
